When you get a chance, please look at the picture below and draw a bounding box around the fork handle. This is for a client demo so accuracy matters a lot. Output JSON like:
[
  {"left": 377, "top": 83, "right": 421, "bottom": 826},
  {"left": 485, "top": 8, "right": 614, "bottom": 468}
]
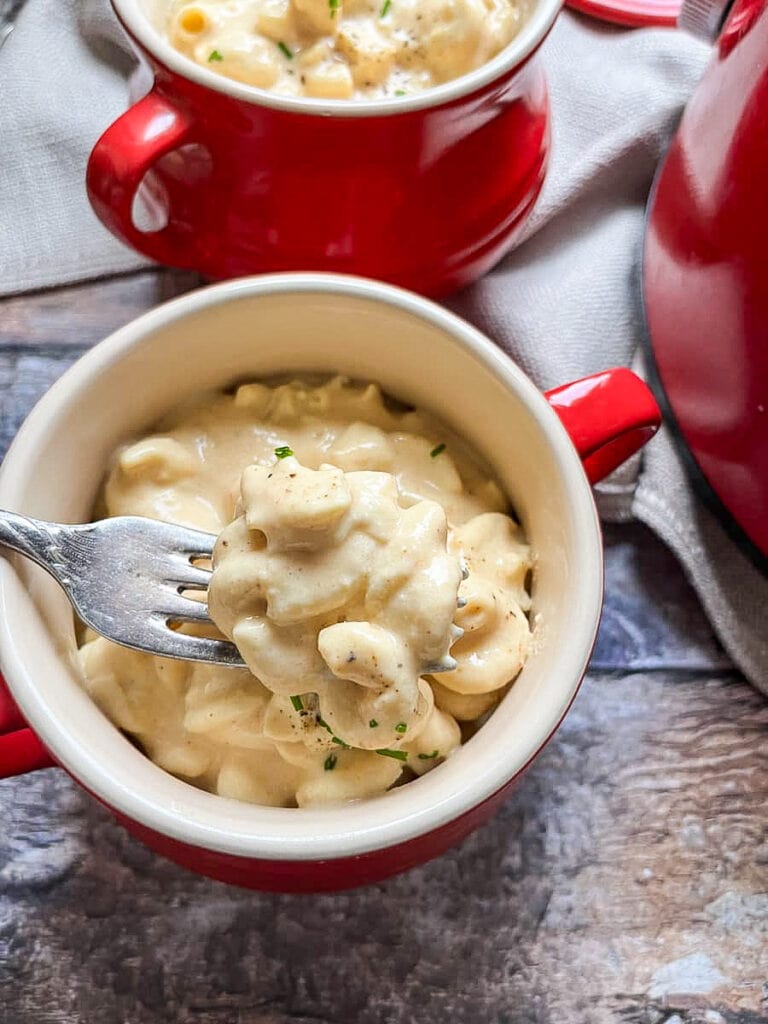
[{"left": 0, "top": 509, "right": 68, "bottom": 576}]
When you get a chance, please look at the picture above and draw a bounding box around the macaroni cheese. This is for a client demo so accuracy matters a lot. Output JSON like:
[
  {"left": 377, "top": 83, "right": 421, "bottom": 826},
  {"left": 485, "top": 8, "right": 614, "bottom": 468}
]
[
  {"left": 79, "top": 378, "right": 532, "bottom": 807},
  {"left": 165, "top": 0, "right": 530, "bottom": 99}
]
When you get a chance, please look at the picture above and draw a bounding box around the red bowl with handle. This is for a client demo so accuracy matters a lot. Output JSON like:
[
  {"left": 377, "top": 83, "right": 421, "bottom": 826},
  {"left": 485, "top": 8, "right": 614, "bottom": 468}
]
[
  {"left": 86, "top": 0, "right": 562, "bottom": 297},
  {"left": 0, "top": 274, "right": 660, "bottom": 892}
]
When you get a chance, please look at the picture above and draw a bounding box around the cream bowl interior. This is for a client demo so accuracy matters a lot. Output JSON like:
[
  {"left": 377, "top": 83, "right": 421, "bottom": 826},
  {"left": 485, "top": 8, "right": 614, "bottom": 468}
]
[
  {"left": 126, "top": 0, "right": 562, "bottom": 117},
  {"left": 0, "top": 274, "right": 601, "bottom": 861}
]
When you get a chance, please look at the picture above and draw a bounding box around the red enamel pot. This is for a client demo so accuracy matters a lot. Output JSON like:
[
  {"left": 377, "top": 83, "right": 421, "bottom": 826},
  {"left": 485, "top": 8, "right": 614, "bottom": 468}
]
[
  {"left": 0, "top": 274, "right": 660, "bottom": 892},
  {"left": 86, "top": 0, "right": 562, "bottom": 297},
  {"left": 643, "top": 0, "right": 768, "bottom": 574}
]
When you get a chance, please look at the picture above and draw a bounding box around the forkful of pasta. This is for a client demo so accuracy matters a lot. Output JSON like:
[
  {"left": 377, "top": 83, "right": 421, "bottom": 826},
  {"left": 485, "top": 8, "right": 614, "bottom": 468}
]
[
  {"left": 0, "top": 505, "right": 468, "bottom": 671},
  {"left": 0, "top": 509, "right": 245, "bottom": 665}
]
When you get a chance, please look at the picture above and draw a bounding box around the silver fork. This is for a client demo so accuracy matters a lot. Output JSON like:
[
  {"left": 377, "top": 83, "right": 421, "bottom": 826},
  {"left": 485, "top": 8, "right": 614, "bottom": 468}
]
[
  {"left": 0, "top": 0, "right": 29, "bottom": 51},
  {"left": 0, "top": 510, "right": 244, "bottom": 666}
]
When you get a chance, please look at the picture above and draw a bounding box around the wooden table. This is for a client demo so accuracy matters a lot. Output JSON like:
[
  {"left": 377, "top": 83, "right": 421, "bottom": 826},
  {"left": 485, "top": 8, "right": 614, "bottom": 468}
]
[{"left": 1, "top": 272, "right": 766, "bottom": 1024}]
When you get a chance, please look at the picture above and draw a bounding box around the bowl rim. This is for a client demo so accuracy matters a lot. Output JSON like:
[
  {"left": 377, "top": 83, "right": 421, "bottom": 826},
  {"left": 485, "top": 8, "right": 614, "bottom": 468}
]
[
  {"left": 112, "top": 0, "right": 562, "bottom": 119},
  {"left": 0, "top": 272, "right": 602, "bottom": 861}
]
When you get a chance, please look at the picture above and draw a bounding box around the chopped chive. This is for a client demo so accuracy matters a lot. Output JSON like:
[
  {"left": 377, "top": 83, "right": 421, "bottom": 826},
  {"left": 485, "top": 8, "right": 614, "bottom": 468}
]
[
  {"left": 208, "top": 49, "right": 223, "bottom": 62},
  {"left": 430, "top": 443, "right": 446, "bottom": 458},
  {"left": 290, "top": 695, "right": 304, "bottom": 712},
  {"left": 418, "top": 750, "right": 439, "bottom": 760},
  {"left": 277, "top": 41, "right": 294, "bottom": 59},
  {"left": 274, "top": 445, "right": 294, "bottom": 458},
  {"left": 376, "top": 748, "right": 408, "bottom": 762},
  {"left": 317, "top": 715, "right": 350, "bottom": 748},
  {"left": 324, "top": 753, "right": 337, "bottom": 771},
  {"left": 394, "top": 89, "right": 406, "bottom": 96},
  {"left": 380, "top": 0, "right": 391, "bottom": 14},
  {"left": 394, "top": 722, "right": 407, "bottom": 734},
  {"left": 329, "top": 0, "right": 340, "bottom": 14},
  {"left": 369, "top": 719, "right": 379, "bottom": 728}
]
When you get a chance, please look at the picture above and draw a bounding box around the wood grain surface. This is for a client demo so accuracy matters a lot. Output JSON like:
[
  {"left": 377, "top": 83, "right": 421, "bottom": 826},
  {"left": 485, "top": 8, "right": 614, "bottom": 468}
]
[{"left": 0, "top": 272, "right": 766, "bottom": 1024}]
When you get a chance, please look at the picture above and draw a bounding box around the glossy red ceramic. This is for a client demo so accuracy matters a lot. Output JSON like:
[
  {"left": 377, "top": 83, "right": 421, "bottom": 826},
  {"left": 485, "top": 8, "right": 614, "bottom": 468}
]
[
  {"left": 0, "top": 366, "right": 660, "bottom": 892},
  {"left": 643, "top": 0, "right": 768, "bottom": 570},
  {"left": 86, "top": 2, "right": 557, "bottom": 297},
  {"left": 566, "top": 0, "right": 680, "bottom": 28}
]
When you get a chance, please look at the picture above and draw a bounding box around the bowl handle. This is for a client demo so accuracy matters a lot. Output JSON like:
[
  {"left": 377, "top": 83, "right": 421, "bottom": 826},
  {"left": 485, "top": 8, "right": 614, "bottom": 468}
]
[
  {"left": 0, "top": 674, "right": 54, "bottom": 778},
  {"left": 86, "top": 88, "right": 198, "bottom": 268},
  {"left": 545, "top": 368, "right": 661, "bottom": 484}
]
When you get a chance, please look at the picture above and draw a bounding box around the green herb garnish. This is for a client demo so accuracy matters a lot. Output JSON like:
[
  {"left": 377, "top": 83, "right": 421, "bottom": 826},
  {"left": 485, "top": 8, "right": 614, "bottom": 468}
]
[
  {"left": 329, "top": 0, "right": 340, "bottom": 15},
  {"left": 277, "top": 41, "right": 294, "bottom": 59},
  {"left": 324, "top": 753, "right": 337, "bottom": 771},
  {"left": 394, "top": 89, "right": 406, "bottom": 96},
  {"left": 430, "top": 443, "right": 446, "bottom": 458},
  {"left": 418, "top": 750, "right": 439, "bottom": 760},
  {"left": 208, "top": 49, "right": 224, "bottom": 62},
  {"left": 369, "top": 719, "right": 379, "bottom": 728},
  {"left": 274, "top": 445, "right": 294, "bottom": 459},
  {"left": 290, "top": 695, "right": 304, "bottom": 711},
  {"left": 317, "top": 716, "right": 350, "bottom": 747},
  {"left": 394, "top": 722, "right": 407, "bottom": 734},
  {"left": 376, "top": 748, "right": 408, "bottom": 762},
  {"left": 380, "top": 0, "right": 391, "bottom": 14}
]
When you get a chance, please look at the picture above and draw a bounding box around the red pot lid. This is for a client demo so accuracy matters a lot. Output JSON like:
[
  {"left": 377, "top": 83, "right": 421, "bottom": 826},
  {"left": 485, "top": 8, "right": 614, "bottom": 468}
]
[{"left": 566, "top": 0, "right": 681, "bottom": 27}]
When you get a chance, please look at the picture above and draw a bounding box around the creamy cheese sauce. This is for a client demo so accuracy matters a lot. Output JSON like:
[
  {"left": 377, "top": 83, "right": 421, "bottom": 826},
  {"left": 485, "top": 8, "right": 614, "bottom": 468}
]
[
  {"left": 165, "top": 0, "right": 530, "bottom": 99},
  {"left": 79, "top": 378, "right": 532, "bottom": 807}
]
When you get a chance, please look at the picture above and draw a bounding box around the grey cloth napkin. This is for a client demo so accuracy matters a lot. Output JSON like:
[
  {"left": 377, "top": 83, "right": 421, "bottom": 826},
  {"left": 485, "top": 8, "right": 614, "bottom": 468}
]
[
  {"left": 0, "top": 0, "right": 146, "bottom": 292},
  {"left": 633, "top": 430, "right": 768, "bottom": 688},
  {"left": 3, "top": 2, "right": 766, "bottom": 691}
]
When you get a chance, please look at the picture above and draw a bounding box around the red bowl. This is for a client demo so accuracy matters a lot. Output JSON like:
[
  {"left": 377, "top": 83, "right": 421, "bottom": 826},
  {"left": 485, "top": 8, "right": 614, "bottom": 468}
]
[
  {"left": 0, "top": 274, "right": 660, "bottom": 891},
  {"left": 86, "top": 0, "right": 563, "bottom": 296}
]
